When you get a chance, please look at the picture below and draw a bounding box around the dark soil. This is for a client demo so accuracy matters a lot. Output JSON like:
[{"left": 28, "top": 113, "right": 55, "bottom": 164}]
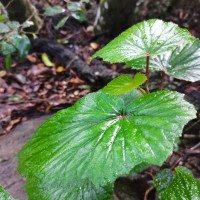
[{"left": 0, "top": 115, "right": 51, "bottom": 200}]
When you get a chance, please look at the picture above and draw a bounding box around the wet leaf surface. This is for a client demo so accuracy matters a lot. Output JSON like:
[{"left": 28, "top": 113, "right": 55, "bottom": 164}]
[{"left": 18, "top": 90, "right": 195, "bottom": 199}]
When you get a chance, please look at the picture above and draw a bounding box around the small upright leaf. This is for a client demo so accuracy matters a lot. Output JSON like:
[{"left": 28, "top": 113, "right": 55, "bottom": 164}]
[
  {"left": 103, "top": 73, "right": 146, "bottom": 96},
  {"left": 44, "top": 6, "right": 66, "bottom": 16},
  {"left": 92, "top": 19, "right": 194, "bottom": 64},
  {"left": 154, "top": 167, "right": 200, "bottom": 200},
  {"left": 103, "top": 74, "right": 135, "bottom": 95},
  {"left": 0, "top": 186, "right": 15, "bottom": 200},
  {"left": 132, "top": 72, "right": 147, "bottom": 88},
  {"left": 18, "top": 90, "right": 196, "bottom": 200}
]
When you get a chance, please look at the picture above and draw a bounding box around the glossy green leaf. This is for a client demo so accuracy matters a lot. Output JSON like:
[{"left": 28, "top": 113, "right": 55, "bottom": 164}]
[
  {"left": 154, "top": 167, "right": 200, "bottom": 200},
  {"left": 44, "top": 6, "right": 66, "bottom": 16},
  {"left": 132, "top": 72, "right": 147, "bottom": 88},
  {"left": 55, "top": 16, "right": 69, "bottom": 30},
  {"left": 92, "top": 19, "right": 194, "bottom": 63},
  {"left": 0, "top": 186, "right": 15, "bottom": 200},
  {"left": 153, "top": 168, "right": 174, "bottom": 197},
  {"left": 149, "top": 39, "right": 200, "bottom": 82},
  {"left": 103, "top": 73, "right": 146, "bottom": 95},
  {"left": 18, "top": 90, "right": 195, "bottom": 199},
  {"left": 25, "top": 177, "right": 113, "bottom": 200},
  {"left": 1, "top": 41, "right": 16, "bottom": 55},
  {"left": 0, "top": 23, "right": 10, "bottom": 33},
  {"left": 118, "top": 88, "right": 143, "bottom": 105}
]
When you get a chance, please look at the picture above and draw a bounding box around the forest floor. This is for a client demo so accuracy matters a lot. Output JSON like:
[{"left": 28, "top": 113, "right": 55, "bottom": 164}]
[{"left": 0, "top": 0, "right": 200, "bottom": 199}]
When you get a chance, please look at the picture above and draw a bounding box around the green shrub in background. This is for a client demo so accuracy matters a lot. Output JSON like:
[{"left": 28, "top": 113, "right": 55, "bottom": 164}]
[
  {"left": 0, "top": 14, "right": 32, "bottom": 71},
  {"left": 44, "top": 0, "right": 90, "bottom": 30},
  {"left": 14, "top": 19, "right": 200, "bottom": 200}
]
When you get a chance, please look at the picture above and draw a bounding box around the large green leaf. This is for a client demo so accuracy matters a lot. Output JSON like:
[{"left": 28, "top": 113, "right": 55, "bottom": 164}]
[
  {"left": 0, "top": 186, "right": 15, "bottom": 200},
  {"left": 92, "top": 19, "right": 195, "bottom": 63},
  {"left": 149, "top": 39, "right": 200, "bottom": 82},
  {"left": 154, "top": 167, "right": 200, "bottom": 200},
  {"left": 103, "top": 73, "right": 146, "bottom": 95},
  {"left": 25, "top": 177, "right": 113, "bottom": 200},
  {"left": 18, "top": 90, "right": 196, "bottom": 199}
]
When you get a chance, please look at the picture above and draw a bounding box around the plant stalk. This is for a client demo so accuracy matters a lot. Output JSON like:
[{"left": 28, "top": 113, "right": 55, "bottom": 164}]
[
  {"left": 145, "top": 54, "right": 150, "bottom": 93},
  {"left": 138, "top": 86, "right": 147, "bottom": 94}
]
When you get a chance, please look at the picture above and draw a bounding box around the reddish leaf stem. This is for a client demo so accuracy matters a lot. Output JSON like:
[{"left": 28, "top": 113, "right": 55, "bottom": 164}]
[{"left": 170, "top": 142, "right": 200, "bottom": 170}]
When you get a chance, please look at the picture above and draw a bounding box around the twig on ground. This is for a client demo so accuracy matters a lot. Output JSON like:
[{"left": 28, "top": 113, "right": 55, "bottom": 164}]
[{"left": 144, "top": 186, "right": 154, "bottom": 200}]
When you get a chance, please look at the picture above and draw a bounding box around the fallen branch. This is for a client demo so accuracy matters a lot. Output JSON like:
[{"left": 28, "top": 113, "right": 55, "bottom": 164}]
[{"left": 31, "top": 38, "right": 118, "bottom": 84}]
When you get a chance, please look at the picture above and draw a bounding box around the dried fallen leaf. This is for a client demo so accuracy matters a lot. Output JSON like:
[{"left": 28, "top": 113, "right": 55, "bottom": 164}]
[
  {"left": 74, "top": 90, "right": 79, "bottom": 96},
  {"left": 56, "top": 66, "right": 65, "bottom": 73},
  {"left": 0, "top": 70, "right": 7, "bottom": 78},
  {"left": 45, "top": 104, "right": 54, "bottom": 113},
  {"left": 6, "top": 117, "right": 21, "bottom": 132},
  {"left": 41, "top": 53, "right": 55, "bottom": 67},
  {"left": 87, "top": 25, "right": 94, "bottom": 32},
  {"left": 90, "top": 42, "right": 99, "bottom": 50},
  {"left": 26, "top": 54, "right": 37, "bottom": 63},
  {"left": 69, "top": 77, "right": 84, "bottom": 85}
]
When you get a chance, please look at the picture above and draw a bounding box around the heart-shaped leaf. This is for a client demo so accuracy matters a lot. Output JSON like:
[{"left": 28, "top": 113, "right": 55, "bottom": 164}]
[
  {"left": 103, "top": 73, "right": 146, "bottom": 95},
  {"left": 92, "top": 19, "right": 195, "bottom": 63},
  {"left": 0, "top": 186, "right": 15, "bottom": 200},
  {"left": 18, "top": 90, "right": 196, "bottom": 199},
  {"left": 154, "top": 167, "right": 200, "bottom": 200}
]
